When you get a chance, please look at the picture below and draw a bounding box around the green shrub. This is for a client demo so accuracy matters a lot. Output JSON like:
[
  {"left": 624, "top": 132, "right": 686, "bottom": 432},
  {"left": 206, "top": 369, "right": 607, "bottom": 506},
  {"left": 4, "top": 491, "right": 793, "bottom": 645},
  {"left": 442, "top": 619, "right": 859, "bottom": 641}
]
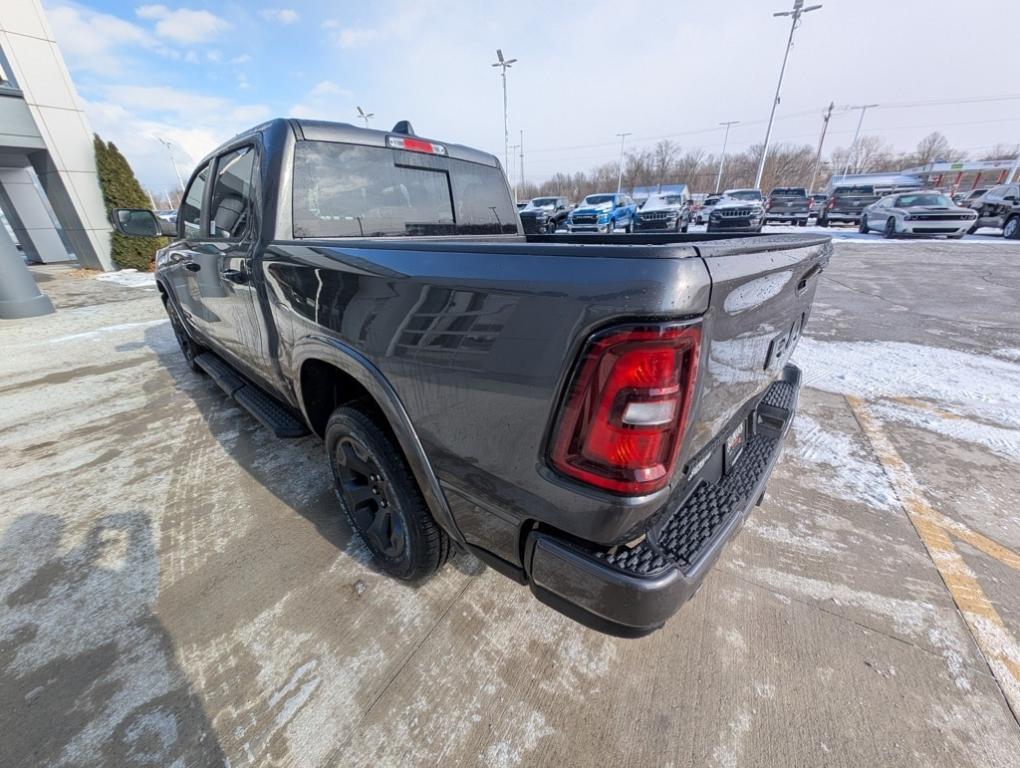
[{"left": 93, "top": 135, "right": 165, "bottom": 271}]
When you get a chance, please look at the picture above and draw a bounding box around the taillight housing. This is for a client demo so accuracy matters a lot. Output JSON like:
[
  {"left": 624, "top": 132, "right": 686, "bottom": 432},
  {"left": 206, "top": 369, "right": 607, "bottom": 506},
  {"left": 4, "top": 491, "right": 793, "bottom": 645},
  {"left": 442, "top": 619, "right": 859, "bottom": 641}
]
[
  {"left": 548, "top": 324, "right": 701, "bottom": 495},
  {"left": 826, "top": 198, "right": 836, "bottom": 209}
]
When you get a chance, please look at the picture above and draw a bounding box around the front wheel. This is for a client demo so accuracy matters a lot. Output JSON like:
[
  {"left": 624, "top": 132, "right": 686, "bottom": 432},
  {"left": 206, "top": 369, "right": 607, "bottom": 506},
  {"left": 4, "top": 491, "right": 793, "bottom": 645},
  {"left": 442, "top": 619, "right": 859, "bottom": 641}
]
[
  {"left": 883, "top": 217, "right": 897, "bottom": 239},
  {"left": 326, "top": 406, "right": 450, "bottom": 581},
  {"left": 164, "top": 297, "right": 203, "bottom": 372},
  {"left": 859, "top": 214, "right": 869, "bottom": 234},
  {"left": 1004, "top": 216, "right": 1020, "bottom": 239}
]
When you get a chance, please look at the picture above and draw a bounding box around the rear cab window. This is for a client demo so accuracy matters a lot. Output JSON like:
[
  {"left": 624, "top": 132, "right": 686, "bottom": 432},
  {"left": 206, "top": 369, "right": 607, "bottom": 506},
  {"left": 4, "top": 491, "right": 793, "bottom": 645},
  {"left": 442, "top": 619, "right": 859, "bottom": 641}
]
[{"left": 291, "top": 141, "right": 518, "bottom": 238}]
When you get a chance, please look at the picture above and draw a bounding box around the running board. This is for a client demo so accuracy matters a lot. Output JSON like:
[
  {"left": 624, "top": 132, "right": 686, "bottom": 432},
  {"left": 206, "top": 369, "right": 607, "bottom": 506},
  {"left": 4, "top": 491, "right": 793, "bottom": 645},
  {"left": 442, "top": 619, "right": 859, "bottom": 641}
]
[{"left": 194, "top": 352, "right": 310, "bottom": 438}]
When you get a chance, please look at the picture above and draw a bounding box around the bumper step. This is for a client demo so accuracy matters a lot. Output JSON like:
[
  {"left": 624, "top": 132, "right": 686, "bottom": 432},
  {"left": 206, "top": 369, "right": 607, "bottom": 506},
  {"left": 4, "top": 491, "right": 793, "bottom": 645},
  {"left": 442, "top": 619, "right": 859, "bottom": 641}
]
[{"left": 195, "top": 352, "right": 309, "bottom": 438}]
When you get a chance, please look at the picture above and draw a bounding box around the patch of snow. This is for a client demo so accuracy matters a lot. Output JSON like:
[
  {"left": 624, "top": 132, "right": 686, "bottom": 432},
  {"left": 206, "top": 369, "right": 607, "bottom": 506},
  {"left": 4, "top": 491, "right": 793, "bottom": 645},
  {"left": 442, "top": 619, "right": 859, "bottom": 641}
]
[
  {"left": 95, "top": 269, "right": 157, "bottom": 288},
  {"left": 794, "top": 338, "right": 1020, "bottom": 458},
  {"left": 789, "top": 412, "right": 898, "bottom": 511},
  {"left": 49, "top": 319, "right": 168, "bottom": 344}
]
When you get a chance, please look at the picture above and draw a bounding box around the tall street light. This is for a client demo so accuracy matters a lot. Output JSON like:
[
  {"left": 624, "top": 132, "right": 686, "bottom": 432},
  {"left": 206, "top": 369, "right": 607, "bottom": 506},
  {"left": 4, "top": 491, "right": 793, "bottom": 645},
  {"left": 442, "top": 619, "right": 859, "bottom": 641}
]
[
  {"left": 754, "top": 0, "right": 822, "bottom": 190},
  {"left": 715, "top": 121, "right": 739, "bottom": 193},
  {"left": 616, "top": 132, "right": 631, "bottom": 194},
  {"left": 491, "top": 49, "right": 517, "bottom": 178},
  {"left": 841, "top": 104, "right": 879, "bottom": 179},
  {"left": 156, "top": 136, "right": 185, "bottom": 192},
  {"left": 356, "top": 106, "right": 374, "bottom": 128}
]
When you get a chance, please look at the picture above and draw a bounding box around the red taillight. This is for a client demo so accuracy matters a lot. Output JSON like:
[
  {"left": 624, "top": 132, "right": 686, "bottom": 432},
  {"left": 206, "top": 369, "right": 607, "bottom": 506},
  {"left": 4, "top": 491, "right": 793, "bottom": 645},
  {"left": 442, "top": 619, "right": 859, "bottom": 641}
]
[
  {"left": 826, "top": 198, "right": 836, "bottom": 209},
  {"left": 386, "top": 136, "right": 447, "bottom": 155},
  {"left": 548, "top": 325, "right": 701, "bottom": 495}
]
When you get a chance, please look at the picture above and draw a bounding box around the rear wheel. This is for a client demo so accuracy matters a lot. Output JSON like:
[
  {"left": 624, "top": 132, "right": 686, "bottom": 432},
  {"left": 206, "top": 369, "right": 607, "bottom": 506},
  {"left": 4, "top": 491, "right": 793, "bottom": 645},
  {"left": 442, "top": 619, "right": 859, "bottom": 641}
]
[
  {"left": 1004, "top": 216, "right": 1020, "bottom": 239},
  {"left": 858, "top": 214, "right": 869, "bottom": 234},
  {"left": 326, "top": 406, "right": 449, "bottom": 581}
]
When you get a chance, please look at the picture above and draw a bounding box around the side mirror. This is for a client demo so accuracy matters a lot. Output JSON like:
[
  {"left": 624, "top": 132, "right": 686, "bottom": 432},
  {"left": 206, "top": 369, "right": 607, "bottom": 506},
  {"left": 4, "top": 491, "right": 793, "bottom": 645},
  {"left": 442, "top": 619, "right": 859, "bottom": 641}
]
[{"left": 111, "top": 209, "right": 174, "bottom": 238}]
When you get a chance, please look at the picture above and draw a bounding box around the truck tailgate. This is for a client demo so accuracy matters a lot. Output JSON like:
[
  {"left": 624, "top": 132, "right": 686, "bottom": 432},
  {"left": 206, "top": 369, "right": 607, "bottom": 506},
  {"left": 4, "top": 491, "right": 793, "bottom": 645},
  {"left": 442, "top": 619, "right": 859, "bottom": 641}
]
[{"left": 683, "top": 235, "right": 831, "bottom": 462}]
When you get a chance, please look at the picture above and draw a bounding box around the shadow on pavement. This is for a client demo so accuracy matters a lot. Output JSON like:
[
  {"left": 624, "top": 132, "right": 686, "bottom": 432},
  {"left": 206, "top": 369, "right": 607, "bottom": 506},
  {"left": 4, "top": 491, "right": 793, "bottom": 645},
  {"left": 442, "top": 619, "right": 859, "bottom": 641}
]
[{"left": 0, "top": 511, "right": 227, "bottom": 767}]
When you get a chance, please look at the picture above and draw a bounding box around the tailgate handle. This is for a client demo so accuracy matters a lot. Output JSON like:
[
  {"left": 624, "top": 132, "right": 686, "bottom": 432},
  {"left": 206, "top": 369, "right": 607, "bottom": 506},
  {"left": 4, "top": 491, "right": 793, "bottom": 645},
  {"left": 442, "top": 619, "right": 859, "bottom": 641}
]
[{"left": 797, "top": 264, "right": 822, "bottom": 294}]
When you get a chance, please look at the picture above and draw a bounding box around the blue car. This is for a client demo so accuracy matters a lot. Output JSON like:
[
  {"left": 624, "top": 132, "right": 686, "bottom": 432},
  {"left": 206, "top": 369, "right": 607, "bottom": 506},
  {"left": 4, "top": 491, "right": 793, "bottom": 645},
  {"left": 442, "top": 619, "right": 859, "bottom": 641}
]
[{"left": 566, "top": 193, "right": 638, "bottom": 233}]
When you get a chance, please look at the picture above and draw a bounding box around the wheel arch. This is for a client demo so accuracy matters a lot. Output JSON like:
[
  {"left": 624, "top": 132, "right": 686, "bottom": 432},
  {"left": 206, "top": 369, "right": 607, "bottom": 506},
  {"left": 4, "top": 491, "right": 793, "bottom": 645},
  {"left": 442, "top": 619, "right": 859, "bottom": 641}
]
[{"left": 293, "top": 336, "right": 464, "bottom": 545}]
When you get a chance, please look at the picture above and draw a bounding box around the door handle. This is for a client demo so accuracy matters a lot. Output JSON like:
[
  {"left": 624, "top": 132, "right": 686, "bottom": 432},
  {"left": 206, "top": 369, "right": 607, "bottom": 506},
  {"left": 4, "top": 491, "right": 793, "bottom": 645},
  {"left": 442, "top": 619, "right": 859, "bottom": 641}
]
[
  {"left": 183, "top": 261, "right": 201, "bottom": 272},
  {"left": 222, "top": 268, "right": 248, "bottom": 284}
]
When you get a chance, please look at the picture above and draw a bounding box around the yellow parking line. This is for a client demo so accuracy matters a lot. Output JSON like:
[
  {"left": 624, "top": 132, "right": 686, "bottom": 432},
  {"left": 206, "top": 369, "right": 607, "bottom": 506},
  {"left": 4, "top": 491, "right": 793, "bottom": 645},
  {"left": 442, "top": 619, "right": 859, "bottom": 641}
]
[{"left": 846, "top": 395, "right": 1020, "bottom": 719}]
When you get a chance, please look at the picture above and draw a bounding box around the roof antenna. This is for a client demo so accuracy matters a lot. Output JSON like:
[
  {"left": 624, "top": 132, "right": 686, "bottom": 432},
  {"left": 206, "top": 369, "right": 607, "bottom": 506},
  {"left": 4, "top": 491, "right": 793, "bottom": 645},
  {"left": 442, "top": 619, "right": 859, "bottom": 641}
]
[{"left": 391, "top": 120, "right": 415, "bottom": 136}]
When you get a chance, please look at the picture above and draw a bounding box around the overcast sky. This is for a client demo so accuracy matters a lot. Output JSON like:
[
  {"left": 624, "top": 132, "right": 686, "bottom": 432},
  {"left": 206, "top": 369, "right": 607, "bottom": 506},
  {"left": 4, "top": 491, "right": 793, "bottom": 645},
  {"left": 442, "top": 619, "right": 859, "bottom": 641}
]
[{"left": 43, "top": 0, "right": 1020, "bottom": 192}]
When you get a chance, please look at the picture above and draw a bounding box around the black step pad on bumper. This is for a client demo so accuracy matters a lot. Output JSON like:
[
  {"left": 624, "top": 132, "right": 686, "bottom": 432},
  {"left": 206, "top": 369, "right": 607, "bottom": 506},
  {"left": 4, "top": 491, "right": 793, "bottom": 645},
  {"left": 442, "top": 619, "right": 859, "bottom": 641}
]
[
  {"left": 195, "top": 352, "right": 309, "bottom": 438},
  {"left": 525, "top": 364, "right": 801, "bottom": 637}
]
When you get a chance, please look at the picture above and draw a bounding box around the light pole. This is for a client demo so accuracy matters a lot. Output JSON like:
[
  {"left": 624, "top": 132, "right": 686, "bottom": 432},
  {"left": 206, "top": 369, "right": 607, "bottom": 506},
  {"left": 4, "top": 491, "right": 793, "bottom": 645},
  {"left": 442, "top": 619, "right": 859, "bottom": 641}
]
[
  {"left": 519, "top": 129, "right": 525, "bottom": 198},
  {"left": 754, "top": 0, "right": 822, "bottom": 190},
  {"left": 356, "top": 106, "right": 374, "bottom": 128},
  {"left": 156, "top": 136, "right": 184, "bottom": 192},
  {"left": 715, "top": 121, "right": 739, "bottom": 193},
  {"left": 509, "top": 143, "right": 520, "bottom": 197},
  {"left": 808, "top": 101, "right": 834, "bottom": 194},
  {"left": 841, "top": 104, "right": 879, "bottom": 178},
  {"left": 616, "top": 132, "right": 631, "bottom": 194},
  {"left": 491, "top": 49, "right": 517, "bottom": 178}
]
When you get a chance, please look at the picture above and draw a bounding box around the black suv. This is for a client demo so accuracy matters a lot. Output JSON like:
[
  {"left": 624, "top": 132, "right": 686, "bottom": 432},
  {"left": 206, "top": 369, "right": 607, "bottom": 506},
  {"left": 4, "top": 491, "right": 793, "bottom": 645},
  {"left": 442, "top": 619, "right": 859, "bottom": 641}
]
[
  {"left": 518, "top": 196, "right": 570, "bottom": 234},
  {"left": 970, "top": 183, "right": 1020, "bottom": 238}
]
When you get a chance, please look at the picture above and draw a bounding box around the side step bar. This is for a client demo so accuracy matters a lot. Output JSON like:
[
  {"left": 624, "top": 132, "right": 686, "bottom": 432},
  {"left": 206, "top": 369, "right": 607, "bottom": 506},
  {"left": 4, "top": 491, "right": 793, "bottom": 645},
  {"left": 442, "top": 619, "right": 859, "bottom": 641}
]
[{"left": 194, "top": 352, "right": 310, "bottom": 438}]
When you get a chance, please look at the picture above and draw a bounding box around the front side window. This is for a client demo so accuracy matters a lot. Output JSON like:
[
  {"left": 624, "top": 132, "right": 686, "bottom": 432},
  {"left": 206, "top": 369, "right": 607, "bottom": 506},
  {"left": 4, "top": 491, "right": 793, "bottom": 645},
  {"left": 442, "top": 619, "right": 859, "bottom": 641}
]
[
  {"left": 292, "top": 141, "right": 516, "bottom": 238},
  {"left": 209, "top": 145, "right": 256, "bottom": 239},
  {"left": 181, "top": 163, "right": 210, "bottom": 239}
]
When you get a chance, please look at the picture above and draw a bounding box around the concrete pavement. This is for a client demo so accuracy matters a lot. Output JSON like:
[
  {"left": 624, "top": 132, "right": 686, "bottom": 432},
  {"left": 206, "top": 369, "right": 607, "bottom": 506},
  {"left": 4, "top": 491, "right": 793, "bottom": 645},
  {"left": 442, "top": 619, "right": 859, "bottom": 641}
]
[{"left": 1, "top": 241, "right": 1019, "bottom": 767}]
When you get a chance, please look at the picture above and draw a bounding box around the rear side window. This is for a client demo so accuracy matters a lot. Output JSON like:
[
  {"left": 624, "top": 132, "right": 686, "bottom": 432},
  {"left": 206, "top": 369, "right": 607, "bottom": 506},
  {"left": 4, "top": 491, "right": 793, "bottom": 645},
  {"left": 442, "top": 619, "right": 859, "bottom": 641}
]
[
  {"left": 181, "top": 163, "right": 209, "bottom": 239},
  {"left": 209, "top": 145, "right": 256, "bottom": 239},
  {"left": 292, "top": 141, "right": 517, "bottom": 238}
]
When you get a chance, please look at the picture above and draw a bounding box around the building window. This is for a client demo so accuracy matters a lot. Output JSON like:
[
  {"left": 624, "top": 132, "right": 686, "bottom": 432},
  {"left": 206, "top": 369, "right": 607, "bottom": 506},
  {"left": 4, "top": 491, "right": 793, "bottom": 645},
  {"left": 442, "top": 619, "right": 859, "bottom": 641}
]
[{"left": 0, "top": 44, "right": 19, "bottom": 92}]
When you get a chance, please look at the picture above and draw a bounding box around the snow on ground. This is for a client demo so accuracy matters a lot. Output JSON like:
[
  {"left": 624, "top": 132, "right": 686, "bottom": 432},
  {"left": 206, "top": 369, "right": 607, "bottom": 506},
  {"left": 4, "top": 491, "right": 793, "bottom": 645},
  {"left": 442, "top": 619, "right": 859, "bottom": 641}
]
[
  {"left": 794, "top": 338, "right": 1020, "bottom": 461},
  {"left": 95, "top": 269, "right": 156, "bottom": 289}
]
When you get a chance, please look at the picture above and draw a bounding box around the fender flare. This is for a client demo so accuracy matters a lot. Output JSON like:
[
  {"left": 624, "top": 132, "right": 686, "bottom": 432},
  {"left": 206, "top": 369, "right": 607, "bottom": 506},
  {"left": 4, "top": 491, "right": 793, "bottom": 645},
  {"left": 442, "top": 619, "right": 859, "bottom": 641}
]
[{"left": 292, "top": 335, "right": 465, "bottom": 545}]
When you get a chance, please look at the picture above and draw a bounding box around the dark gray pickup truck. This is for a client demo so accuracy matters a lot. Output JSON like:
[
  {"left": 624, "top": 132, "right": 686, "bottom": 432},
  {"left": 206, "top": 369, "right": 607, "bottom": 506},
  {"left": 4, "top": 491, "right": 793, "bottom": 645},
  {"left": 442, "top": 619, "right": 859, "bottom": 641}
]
[{"left": 113, "top": 118, "right": 830, "bottom": 636}]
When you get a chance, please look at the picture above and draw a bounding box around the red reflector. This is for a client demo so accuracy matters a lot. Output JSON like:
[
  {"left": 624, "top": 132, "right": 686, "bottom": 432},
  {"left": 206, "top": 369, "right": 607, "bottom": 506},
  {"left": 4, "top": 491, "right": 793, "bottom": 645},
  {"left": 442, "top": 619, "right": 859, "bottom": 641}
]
[{"left": 548, "top": 324, "right": 701, "bottom": 495}]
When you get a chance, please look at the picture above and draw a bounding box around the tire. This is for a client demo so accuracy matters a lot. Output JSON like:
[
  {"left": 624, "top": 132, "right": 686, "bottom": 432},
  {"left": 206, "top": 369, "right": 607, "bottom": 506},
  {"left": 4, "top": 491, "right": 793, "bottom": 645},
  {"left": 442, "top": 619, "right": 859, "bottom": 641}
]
[
  {"left": 817, "top": 217, "right": 829, "bottom": 228},
  {"left": 326, "top": 406, "right": 449, "bottom": 581},
  {"left": 680, "top": 220, "right": 689, "bottom": 234},
  {"left": 164, "top": 296, "right": 203, "bottom": 372},
  {"left": 883, "top": 217, "right": 897, "bottom": 239},
  {"left": 798, "top": 219, "right": 807, "bottom": 227},
  {"left": 624, "top": 219, "right": 633, "bottom": 233},
  {"left": 858, "top": 214, "right": 869, "bottom": 234},
  {"left": 968, "top": 224, "right": 979, "bottom": 235},
  {"left": 1004, "top": 216, "right": 1020, "bottom": 240}
]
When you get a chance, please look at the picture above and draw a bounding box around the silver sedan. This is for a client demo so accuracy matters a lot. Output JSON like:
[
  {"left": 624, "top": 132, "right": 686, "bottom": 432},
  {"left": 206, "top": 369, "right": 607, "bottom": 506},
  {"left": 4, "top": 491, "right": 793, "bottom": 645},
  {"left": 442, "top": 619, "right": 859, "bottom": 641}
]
[{"left": 859, "top": 191, "right": 978, "bottom": 239}]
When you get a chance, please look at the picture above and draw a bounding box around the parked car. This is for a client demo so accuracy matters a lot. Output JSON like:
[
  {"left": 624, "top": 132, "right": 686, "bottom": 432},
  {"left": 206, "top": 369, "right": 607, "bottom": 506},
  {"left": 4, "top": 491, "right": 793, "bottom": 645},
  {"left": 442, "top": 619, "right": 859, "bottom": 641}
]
[
  {"left": 707, "top": 195, "right": 765, "bottom": 233},
  {"left": 765, "top": 187, "right": 810, "bottom": 225},
  {"left": 958, "top": 188, "right": 989, "bottom": 210},
  {"left": 696, "top": 194, "right": 723, "bottom": 224},
  {"left": 970, "top": 183, "right": 1020, "bottom": 238},
  {"left": 519, "top": 196, "right": 570, "bottom": 234},
  {"left": 633, "top": 193, "right": 691, "bottom": 232},
  {"left": 111, "top": 117, "right": 829, "bottom": 637},
  {"left": 565, "top": 192, "right": 637, "bottom": 233},
  {"left": 816, "top": 185, "right": 880, "bottom": 227},
  {"left": 859, "top": 190, "right": 978, "bottom": 239}
]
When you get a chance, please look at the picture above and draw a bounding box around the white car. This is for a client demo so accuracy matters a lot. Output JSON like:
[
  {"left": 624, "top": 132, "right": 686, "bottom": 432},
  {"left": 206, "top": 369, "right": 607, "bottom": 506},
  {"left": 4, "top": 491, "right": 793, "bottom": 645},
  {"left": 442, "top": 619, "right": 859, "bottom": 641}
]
[
  {"left": 859, "top": 191, "right": 978, "bottom": 239},
  {"left": 696, "top": 195, "right": 722, "bottom": 224}
]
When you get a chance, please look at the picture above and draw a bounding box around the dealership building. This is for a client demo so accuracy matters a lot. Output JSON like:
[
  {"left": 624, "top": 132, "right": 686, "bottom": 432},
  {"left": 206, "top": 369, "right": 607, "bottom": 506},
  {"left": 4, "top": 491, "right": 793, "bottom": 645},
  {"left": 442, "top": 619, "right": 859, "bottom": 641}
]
[{"left": 0, "top": 0, "right": 112, "bottom": 272}]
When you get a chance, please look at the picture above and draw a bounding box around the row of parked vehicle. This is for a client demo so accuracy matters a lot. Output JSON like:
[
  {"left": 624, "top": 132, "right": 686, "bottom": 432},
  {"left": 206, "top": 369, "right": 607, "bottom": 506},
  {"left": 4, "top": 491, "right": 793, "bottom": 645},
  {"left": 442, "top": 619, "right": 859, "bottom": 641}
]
[
  {"left": 518, "top": 188, "right": 767, "bottom": 235},
  {"left": 517, "top": 179, "right": 1020, "bottom": 239}
]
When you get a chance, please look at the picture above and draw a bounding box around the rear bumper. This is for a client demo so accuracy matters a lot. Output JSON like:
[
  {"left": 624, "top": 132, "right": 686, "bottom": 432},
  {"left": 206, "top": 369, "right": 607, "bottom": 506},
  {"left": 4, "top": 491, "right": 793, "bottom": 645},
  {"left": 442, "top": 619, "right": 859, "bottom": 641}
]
[
  {"left": 823, "top": 211, "right": 861, "bottom": 223},
  {"left": 765, "top": 212, "right": 808, "bottom": 221},
  {"left": 524, "top": 364, "right": 801, "bottom": 637}
]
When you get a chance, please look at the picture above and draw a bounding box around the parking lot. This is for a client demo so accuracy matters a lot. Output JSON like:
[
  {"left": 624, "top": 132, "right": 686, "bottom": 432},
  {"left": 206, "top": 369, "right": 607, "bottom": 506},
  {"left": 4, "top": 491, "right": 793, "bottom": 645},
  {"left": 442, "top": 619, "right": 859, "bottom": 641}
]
[{"left": 2, "top": 236, "right": 1019, "bottom": 767}]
